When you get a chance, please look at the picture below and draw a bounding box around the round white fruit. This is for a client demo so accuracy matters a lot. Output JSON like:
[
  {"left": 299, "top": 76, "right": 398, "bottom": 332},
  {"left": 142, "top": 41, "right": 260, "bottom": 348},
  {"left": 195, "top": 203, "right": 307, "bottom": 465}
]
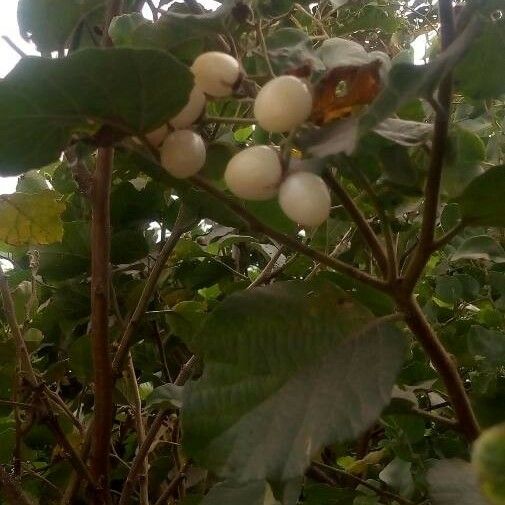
[
  {"left": 170, "top": 86, "right": 206, "bottom": 129},
  {"left": 278, "top": 172, "right": 331, "bottom": 227},
  {"left": 191, "top": 52, "right": 240, "bottom": 98},
  {"left": 145, "top": 124, "right": 168, "bottom": 147},
  {"left": 160, "top": 130, "right": 206, "bottom": 179},
  {"left": 254, "top": 75, "right": 313, "bottom": 133},
  {"left": 224, "top": 145, "right": 283, "bottom": 201}
]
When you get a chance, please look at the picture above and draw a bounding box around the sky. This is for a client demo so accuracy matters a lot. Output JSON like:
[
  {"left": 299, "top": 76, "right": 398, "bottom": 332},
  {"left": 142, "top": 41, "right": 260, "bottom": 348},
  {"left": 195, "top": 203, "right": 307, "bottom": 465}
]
[{"left": 0, "top": 0, "right": 426, "bottom": 195}]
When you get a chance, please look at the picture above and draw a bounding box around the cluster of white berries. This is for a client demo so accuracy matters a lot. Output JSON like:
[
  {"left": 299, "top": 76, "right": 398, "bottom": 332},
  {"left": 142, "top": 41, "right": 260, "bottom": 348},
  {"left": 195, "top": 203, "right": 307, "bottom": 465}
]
[{"left": 149, "top": 51, "right": 331, "bottom": 228}]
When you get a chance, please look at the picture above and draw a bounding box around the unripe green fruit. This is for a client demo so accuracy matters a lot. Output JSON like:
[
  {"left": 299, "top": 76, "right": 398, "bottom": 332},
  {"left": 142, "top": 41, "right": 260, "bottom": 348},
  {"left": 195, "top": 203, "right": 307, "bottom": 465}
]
[
  {"left": 170, "top": 86, "right": 206, "bottom": 129},
  {"left": 225, "top": 146, "right": 282, "bottom": 201},
  {"left": 472, "top": 423, "right": 505, "bottom": 505},
  {"left": 191, "top": 51, "right": 241, "bottom": 98},
  {"left": 278, "top": 172, "right": 331, "bottom": 227},
  {"left": 254, "top": 75, "right": 313, "bottom": 133},
  {"left": 145, "top": 124, "right": 168, "bottom": 147},
  {"left": 160, "top": 130, "right": 206, "bottom": 179}
]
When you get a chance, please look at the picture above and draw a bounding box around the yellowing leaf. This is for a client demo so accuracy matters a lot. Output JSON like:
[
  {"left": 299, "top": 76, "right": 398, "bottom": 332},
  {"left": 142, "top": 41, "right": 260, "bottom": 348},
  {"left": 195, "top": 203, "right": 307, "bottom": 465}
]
[{"left": 0, "top": 191, "right": 65, "bottom": 246}]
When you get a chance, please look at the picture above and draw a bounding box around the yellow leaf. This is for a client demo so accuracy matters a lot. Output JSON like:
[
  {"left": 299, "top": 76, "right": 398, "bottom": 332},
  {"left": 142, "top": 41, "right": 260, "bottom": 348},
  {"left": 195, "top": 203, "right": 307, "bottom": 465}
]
[{"left": 0, "top": 191, "right": 65, "bottom": 246}]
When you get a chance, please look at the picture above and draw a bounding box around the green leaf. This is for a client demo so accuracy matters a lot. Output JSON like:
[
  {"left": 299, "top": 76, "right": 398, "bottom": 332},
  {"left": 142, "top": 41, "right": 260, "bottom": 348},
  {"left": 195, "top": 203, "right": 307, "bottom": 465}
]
[
  {"left": 442, "top": 127, "right": 485, "bottom": 197},
  {"left": 200, "top": 481, "right": 279, "bottom": 505},
  {"left": 451, "top": 236, "right": 505, "bottom": 264},
  {"left": 468, "top": 326, "right": 505, "bottom": 368},
  {"left": 145, "top": 384, "right": 183, "bottom": 410},
  {"left": 38, "top": 221, "right": 90, "bottom": 281},
  {"left": 109, "top": 5, "right": 235, "bottom": 52},
  {"left": 360, "top": 17, "right": 481, "bottom": 132},
  {"left": 111, "top": 228, "right": 149, "bottom": 264},
  {"left": 17, "top": 0, "right": 105, "bottom": 53},
  {"left": 455, "top": 16, "right": 505, "bottom": 100},
  {"left": 0, "top": 191, "right": 65, "bottom": 246},
  {"left": 265, "top": 28, "right": 323, "bottom": 75},
  {"left": 427, "top": 459, "right": 487, "bottom": 505},
  {"left": 183, "top": 281, "right": 405, "bottom": 482},
  {"left": 0, "top": 48, "right": 192, "bottom": 174},
  {"left": 455, "top": 166, "right": 505, "bottom": 227}
]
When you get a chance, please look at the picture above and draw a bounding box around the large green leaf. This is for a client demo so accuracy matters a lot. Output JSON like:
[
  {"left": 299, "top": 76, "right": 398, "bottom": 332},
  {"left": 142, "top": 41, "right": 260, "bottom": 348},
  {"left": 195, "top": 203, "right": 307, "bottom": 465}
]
[
  {"left": 200, "top": 481, "right": 279, "bottom": 505},
  {"left": 455, "top": 166, "right": 505, "bottom": 227},
  {"left": 0, "top": 191, "right": 65, "bottom": 246},
  {"left": 183, "top": 281, "right": 406, "bottom": 482},
  {"left": 451, "top": 236, "right": 505, "bottom": 264},
  {"left": 0, "top": 48, "right": 192, "bottom": 175},
  {"left": 454, "top": 15, "right": 505, "bottom": 100},
  {"left": 17, "top": 0, "right": 105, "bottom": 53}
]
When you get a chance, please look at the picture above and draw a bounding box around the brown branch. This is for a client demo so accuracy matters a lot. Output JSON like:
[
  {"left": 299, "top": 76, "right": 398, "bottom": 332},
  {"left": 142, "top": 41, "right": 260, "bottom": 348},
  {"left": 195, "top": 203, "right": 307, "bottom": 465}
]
[
  {"left": 247, "top": 245, "right": 286, "bottom": 290},
  {"left": 312, "top": 462, "right": 415, "bottom": 505},
  {"left": 126, "top": 355, "right": 149, "bottom": 505},
  {"left": 403, "top": 0, "right": 456, "bottom": 290},
  {"left": 0, "top": 266, "right": 98, "bottom": 492},
  {"left": 410, "top": 407, "right": 460, "bottom": 430},
  {"left": 395, "top": 293, "right": 480, "bottom": 441},
  {"left": 112, "top": 205, "right": 194, "bottom": 376},
  {"left": 89, "top": 147, "right": 114, "bottom": 501},
  {"left": 117, "top": 356, "right": 198, "bottom": 505},
  {"left": 59, "top": 418, "right": 94, "bottom": 505},
  {"left": 431, "top": 221, "right": 465, "bottom": 251},
  {"left": 190, "top": 175, "right": 388, "bottom": 292},
  {"left": 1, "top": 36, "right": 26, "bottom": 58},
  {"left": 322, "top": 172, "right": 388, "bottom": 277},
  {"left": 0, "top": 466, "right": 35, "bottom": 505},
  {"left": 153, "top": 464, "right": 188, "bottom": 505}
]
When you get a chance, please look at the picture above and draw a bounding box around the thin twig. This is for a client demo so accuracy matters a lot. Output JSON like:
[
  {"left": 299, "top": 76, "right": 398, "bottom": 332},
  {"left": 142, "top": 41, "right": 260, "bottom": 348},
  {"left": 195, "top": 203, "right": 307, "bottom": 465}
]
[
  {"left": 313, "top": 462, "right": 415, "bottom": 505},
  {"left": 1, "top": 36, "right": 26, "bottom": 57},
  {"left": 247, "top": 246, "right": 286, "bottom": 289},
  {"left": 256, "top": 22, "right": 276, "bottom": 78},
  {"left": 410, "top": 407, "right": 459, "bottom": 430},
  {"left": 117, "top": 356, "right": 198, "bottom": 505},
  {"left": 153, "top": 463, "right": 188, "bottom": 505},
  {"left": 112, "top": 205, "right": 193, "bottom": 376},
  {"left": 403, "top": 0, "right": 457, "bottom": 290},
  {"left": 127, "top": 355, "right": 149, "bottom": 505},
  {"left": 203, "top": 116, "right": 257, "bottom": 125},
  {"left": 190, "top": 175, "right": 388, "bottom": 292},
  {"left": 323, "top": 172, "right": 388, "bottom": 277}
]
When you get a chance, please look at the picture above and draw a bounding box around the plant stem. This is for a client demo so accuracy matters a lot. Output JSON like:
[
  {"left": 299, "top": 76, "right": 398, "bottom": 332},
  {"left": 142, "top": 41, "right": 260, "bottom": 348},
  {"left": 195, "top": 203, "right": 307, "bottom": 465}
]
[
  {"left": 126, "top": 355, "right": 149, "bottom": 505},
  {"left": 0, "top": 466, "right": 35, "bottom": 505},
  {"left": 117, "top": 356, "right": 198, "bottom": 505},
  {"left": 153, "top": 464, "right": 188, "bottom": 505},
  {"left": 203, "top": 116, "right": 257, "bottom": 125},
  {"left": 323, "top": 172, "right": 388, "bottom": 277},
  {"left": 247, "top": 246, "right": 286, "bottom": 289},
  {"left": 90, "top": 146, "right": 114, "bottom": 502},
  {"left": 313, "top": 462, "right": 415, "bottom": 505},
  {"left": 190, "top": 175, "right": 388, "bottom": 292},
  {"left": 112, "top": 206, "right": 192, "bottom": 376},
  {"left": 404, "top": 0, "right": 456, "bottom": 290},
  {"left": 396, "top": 293, "right": 480, "bottom": 441}
]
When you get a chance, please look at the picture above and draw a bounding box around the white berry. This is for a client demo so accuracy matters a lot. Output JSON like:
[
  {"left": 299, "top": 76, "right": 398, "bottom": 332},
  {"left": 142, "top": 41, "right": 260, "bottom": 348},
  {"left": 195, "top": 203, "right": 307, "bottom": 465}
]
[
  {"left": 191, "top": 52, "right": 241, "bottom": 98},
  {"left": 160, "top": 130, "right": 206, "bottom": 179},
  {"left": 225, "top": 146, "right": 282, "bottom": 201},
  {"left": 145, "top": 124, "right": 168, "bottom": 147},
  {"left": 278, "top": 172, "right": 331, "bottom": 227},
  {"left": 170, "top": 86, "right": 206, "bottom": 129},
  {"left": 254, "top": 76, "right": 313, "bottom": 133}
]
